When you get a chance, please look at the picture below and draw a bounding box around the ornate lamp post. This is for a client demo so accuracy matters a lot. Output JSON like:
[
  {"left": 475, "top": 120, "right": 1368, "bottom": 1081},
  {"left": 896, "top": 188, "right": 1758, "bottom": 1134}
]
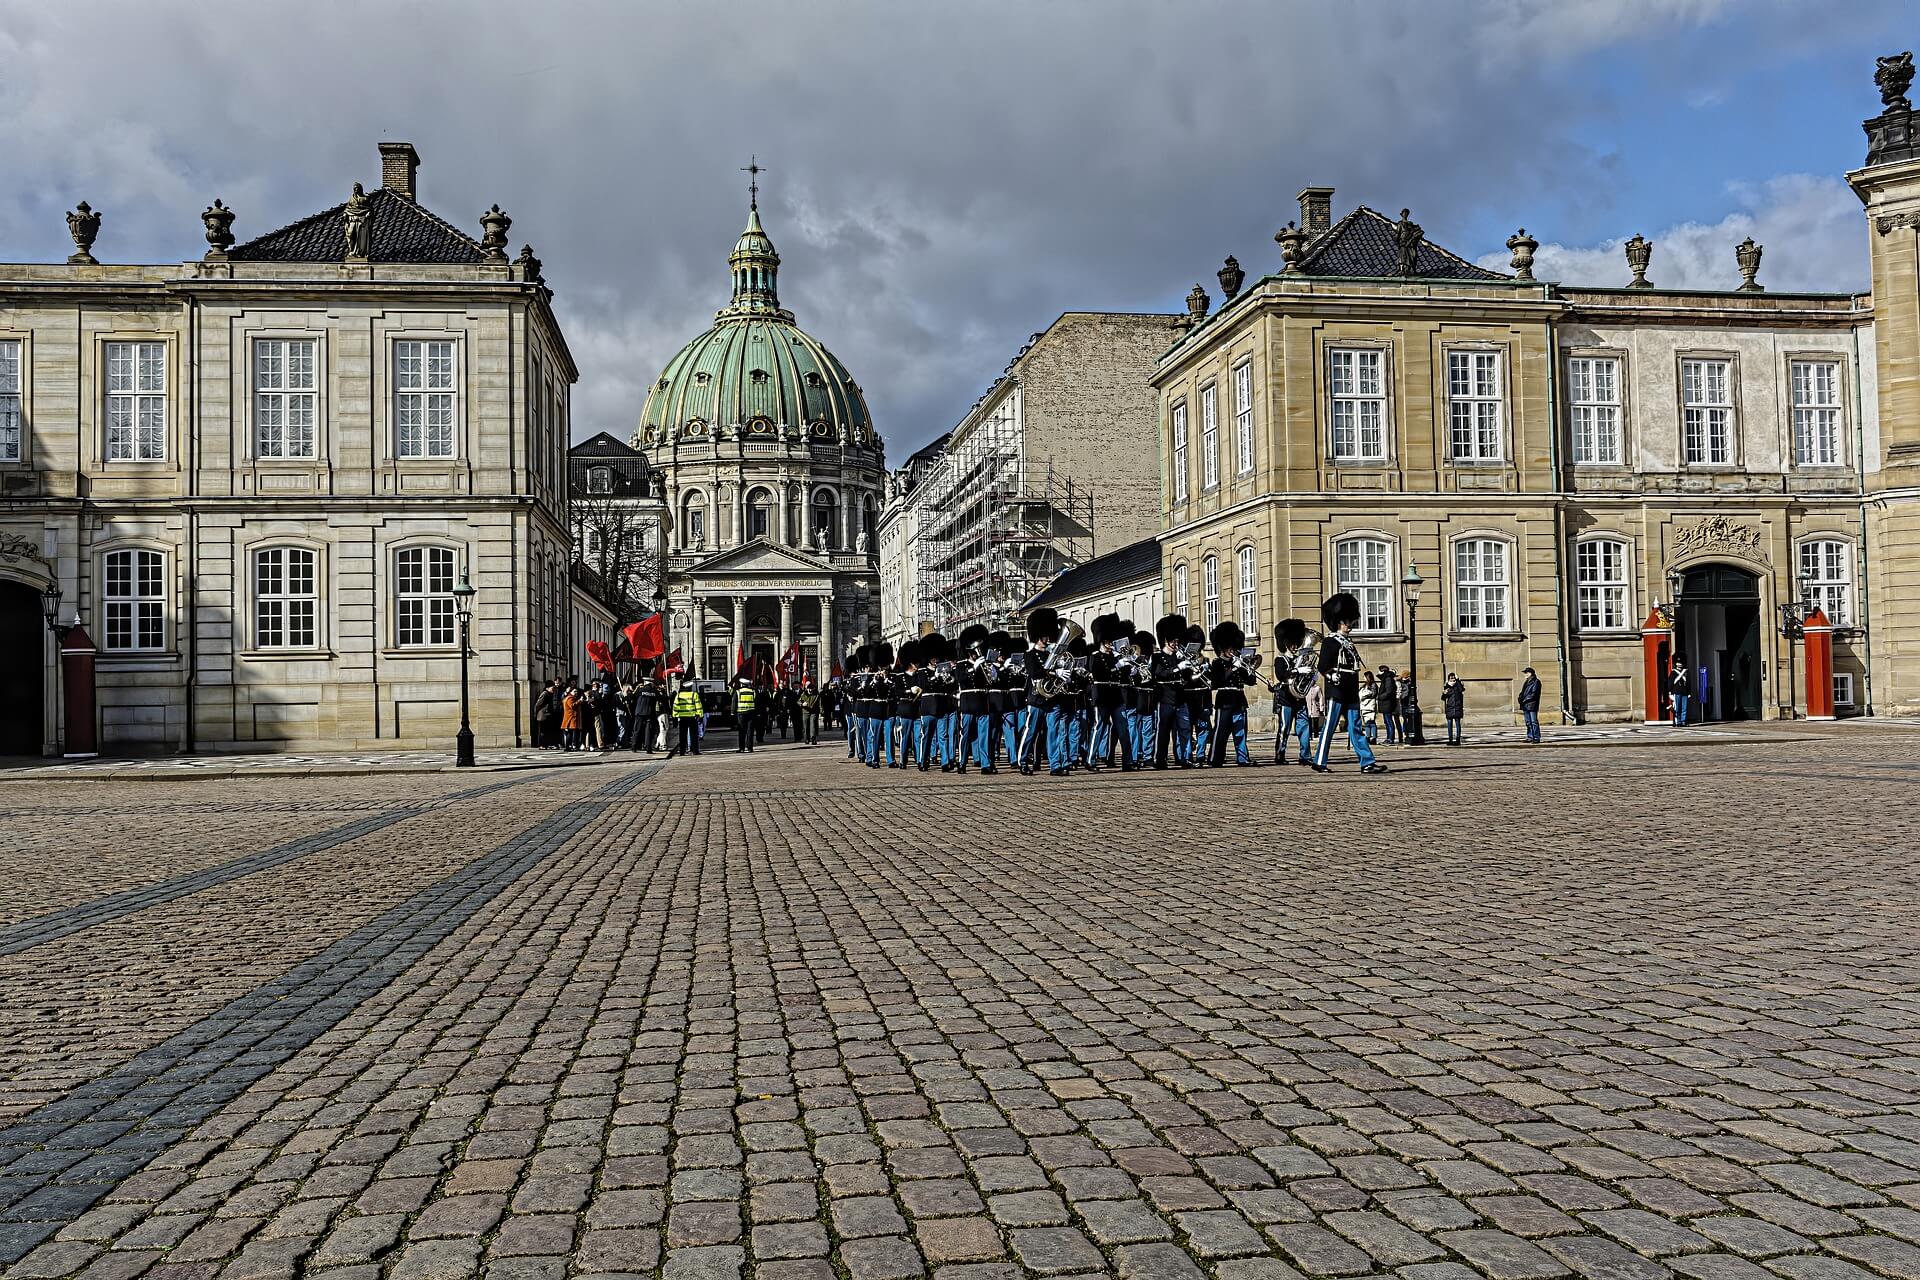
[
  {"left": 1664, "top": 566, "right": 1686, "bottom": 723},
  {"left": 1401, "top": 565, "right": 1424, "bottom": 688},
  {"left": 453, "top": 573, "right": 477, "bottom": 767},
  {"left": 41, "top": 583, "right": 63, "bottom": 755}
]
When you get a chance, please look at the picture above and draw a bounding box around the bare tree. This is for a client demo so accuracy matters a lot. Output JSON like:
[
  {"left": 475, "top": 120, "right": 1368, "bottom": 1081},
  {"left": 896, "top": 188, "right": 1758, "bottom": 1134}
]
[{"left": 570, "top": 493, "right": 663, "bottom": 619}]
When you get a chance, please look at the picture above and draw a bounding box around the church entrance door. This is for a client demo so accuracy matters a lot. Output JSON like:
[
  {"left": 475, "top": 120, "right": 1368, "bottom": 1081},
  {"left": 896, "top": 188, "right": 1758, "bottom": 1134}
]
[
  {"left": 1676, "top": 564, "right": 1762, "bottom": 721},
  {"left": 0, "top": 580, "right": 44, "bottom": 755}
]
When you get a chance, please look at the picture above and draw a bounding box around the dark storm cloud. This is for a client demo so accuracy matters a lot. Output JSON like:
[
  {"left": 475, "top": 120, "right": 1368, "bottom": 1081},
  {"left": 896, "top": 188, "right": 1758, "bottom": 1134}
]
[{"left": 0, "top": 1, "right": 1897, "bottom": 455}]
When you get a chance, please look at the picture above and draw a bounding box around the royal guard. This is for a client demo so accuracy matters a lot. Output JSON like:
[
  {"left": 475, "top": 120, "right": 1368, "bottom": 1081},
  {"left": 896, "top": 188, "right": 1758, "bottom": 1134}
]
[
  {"left": 1151, "top": 613, "right": 1190, "bottom": 768},
  {"left": 1206, "top": 620, "right": 1259, "bottom": 767},
  {"left": 1313, "top": 593, "right": 1386, "bottom": 775},
  {"left": 1273, "top": 618, "right": 1313, "bottom": 766},
  {"left": 954, "top": 623, "right": 993, "bottom": 774}
]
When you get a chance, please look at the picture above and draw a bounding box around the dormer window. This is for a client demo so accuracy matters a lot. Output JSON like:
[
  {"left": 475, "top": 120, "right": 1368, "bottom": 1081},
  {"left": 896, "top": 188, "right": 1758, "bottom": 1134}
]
[
  {"left": 586, "top": 466, "right": 613, "bottom": 495},
  {"left": 693, "top": 371, "right": 711, "bottom": 386},
  {"left": 750, "top": 368, "right": 769, "bottom": 385},
  {"left": 805, "top": 371, "right": 825, "bottom": 388}
]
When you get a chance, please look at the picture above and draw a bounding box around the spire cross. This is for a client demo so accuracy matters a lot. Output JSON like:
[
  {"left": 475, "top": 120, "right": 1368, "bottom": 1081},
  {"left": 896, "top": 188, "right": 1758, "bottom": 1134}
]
[{"left": 742, "top": 156, "right": 766, "bottom": 209}]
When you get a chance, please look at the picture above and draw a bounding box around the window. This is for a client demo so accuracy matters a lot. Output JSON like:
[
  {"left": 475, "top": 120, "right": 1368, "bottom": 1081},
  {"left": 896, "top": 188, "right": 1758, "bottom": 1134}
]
[
  {"left": 395, "top": 339, "right": 455, "bottom": 458},
  {"left": 1799, "top": 539, "right": 1852, "bottom": 626},
  {"left": 1681, "top": 358, "right": 1732, "bottom": 465},
  {"left": 813, "top": 492, "right": 839, "bottom": 550},
  {"left": 586, "top": 466, "right": 613, "bottom": 494},
  {"left": 103, "top": 549, "right": 165, "bottom": 651},
  {"left": 1202, "top": 555, "right": 1220, "bottom": 629},
  {"left": 255, "top": 547, "right": 318, "bottom": 649},
  {"left": 1171, "top": 401, "right": 1189, "bottom": 502},
  {"left": 1172, "top": 562, "right": 1189, "bottom": 618},
  {"left": 1200, "top": 384, "right": 1219, "bottom": 490},
  {"left": 254, "top": 339, "right": 317, "bottom": 459},
  {"left": 1791, "top": 360, "right": 1842, "bottom": 466},
  {"left": 1236, "top": 546, "right": 1257, "bottom": 635},
  {"left": 1834, "top": 672, "right": 1856, "bottom": 708},
  {"left": 748, "top": 489, "right": 772, "bottom": 540},
  {"left": 0, "top": 339, "right": 20, "bottom": 462},
  {"left": 1329, "top": 348, "right": 1386, "bottom": 461},
  {"left": 1568, "top": 356, "right": 1622, "bottom": 465},
  {"left": 105, "top": 341, "right": 166, "bottom": 461},
  {"left": 1454, "top": 539, "right": 1510, "bottom": 632},
  {"left": 1447, "top": 350, "right": 1503, "bottom": 462},
  {"left": 396, "top": 546, "right": 457, "bottom": 647},
  {"left": 1574, "top": 538, "right": 1629, "bottom": 631},
  {"left": 1233, "top": 361, "right": 1254, "bottom": 475},
  {"left": 1334, "top": 537, "right": 1392, "bottom": 633},
  {"left": 684, "top": 494, "right": 707, "bottom": 547}
]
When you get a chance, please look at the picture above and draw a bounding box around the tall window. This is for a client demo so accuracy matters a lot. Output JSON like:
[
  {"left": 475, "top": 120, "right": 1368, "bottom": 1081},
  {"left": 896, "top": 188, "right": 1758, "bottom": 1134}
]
[
  {"left": 684, "top": 494, "right": 707, "bottom": 547},
  {"left": 1799, "top": 539, "right": 1852, "bottom": 626},
  {"left": 813, "top": 491, "right": 839, "bottom": 550},
  {"left": 1200, "top": 384, "right": 1219, "bottom": 490},
  {"left": 1171, "top": 401, "right": 1189, "bottom": 502},
  {"left": 1172, "top": 562, "right": 1189, "bottom": 618},
  {"left": 395, "top": 339, "right": 455, "bottom": 459},
  {"left": 105, "top": 341, "right": 166, "bottom": 461},
  {"left": 254, "top": 338, "right": 318, "bottom": 460},
  {"left": 1454, "top": 539, "right": 1510, "bottom": 632},
  {"left": 1575, "top": 538, "right": 1629, "bottom": 632},
  {"left": 396, "top": 546, "right": 457, "bottom": 647},
  {"left": 1233, "top": 361, "right": 1254, "bottom": 475},
  {"left": 748, "top": 488, "right": 772, "bottom": 540},
  {"left": 1202, "top": 555, "right": 1220, "bottom": 629},
  {"left": 1568, "top": 356, "right": 1622, "bottom": 465},
  {"left": 1447, "top": 350, "right": 1502, "bottom": 461},
  {"left": 256, "top": 547, "right": 318, "bottom": 649},
  {"left": 104, "top": 549, "right": 165, "bottom": 651},
  {"left": 1236, "top": 546, "right": 1257, "bottom": 635},
  {"left": 1681, "top": 358, "right": 1732, "bottom": 465},
  {"left": 1329, "top": 348, "right": 1385, "bottom": 461},
  {"left": 1791, "top": 360, "right": 1842, "bottom": 466},
  {"left": 1335, "top": 537, "right": 1392, "bottom": 633},
  {"left": 0, "top": 339, "right": 21, "bottom": 463}
]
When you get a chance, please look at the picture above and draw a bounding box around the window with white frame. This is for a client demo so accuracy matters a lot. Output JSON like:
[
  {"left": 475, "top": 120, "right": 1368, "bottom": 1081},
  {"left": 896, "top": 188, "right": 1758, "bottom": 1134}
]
[
  {"left": 586, "top": 466, "right": 613, "bottom": 494},
  {"left": 255, "top": 547, "right": 318, "bottom": 649},
  {"left": 1681, "top": 358, "right": 1733, "bottom": 465},
  {"left": 1171, "top": 401, "right": 1189, "bottom": 502},
  {"left": 1329, "top": 348, "right": 1386, "bottom": 461},
  {"left": 1453, "top": 538, "right": 1510, "bottom": 631},
  {"left": 1834, "top": 672, "right": 1855, "bottom": 708},
  {"left": 103, "top": 548, "right": 165, "bottom": 651},
  {"left": 395, "top": 339, "right": 456, "bottom": 459},
  {"left": 105, "top": 341, "right": 166, "bottom": 461},
  {"left": 1202, "top": 554, "right": 1220, "bottom": 629},
  {"left": 1334, "top": 537, "right": 1393, "bottom": 633},
  {"left": 395, "top": 546, "right": 457, "bottom": 647},
  {"left": 1200, "top": 384, "right": 1219, "bottom": 490},
  {"left": 1568, "top": 355, "right": 1622, "bottom": 465},
  {"left": 254, "top": 338, "right": 318, "bottom": 460},
  {"left": 1446, "top": 350, "right": 1503, "bottom": 462},
  {"left": 1172, "top": 562, "right": 1189, "bottom": 618},
  {"left": 0, "top": 339, "right": 21, "bottom": 462},
  {"left": 1799, "top": 538, "right": 1852, "bottom": 626},
  {"left": 1574, "top": 538, "right": 1629, "bottom": 631},
  {"left": 1791, "top": 360, "right": 1842, "bottom": 466},
  {"left": 1236, "top": 545, "right": 1257, "bottom": 635},
  {"left": 1233, "top": 360, "right": 1254, "bottom": 475}
]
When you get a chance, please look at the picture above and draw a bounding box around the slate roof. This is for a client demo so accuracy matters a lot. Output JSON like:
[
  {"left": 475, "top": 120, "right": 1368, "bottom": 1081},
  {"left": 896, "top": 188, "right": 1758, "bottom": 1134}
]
[
  {"left": 570, "top": 432, "right": 656, "bottom": 499},
  {"left": 1023, "top": 537, "right": 1163, "bottom": 610},
  {"left": 229, "top": 186, "right": 490, "bottom": 264},
  {"left": 1296, "top": 206, "right": 1508, "bottom": 282}
]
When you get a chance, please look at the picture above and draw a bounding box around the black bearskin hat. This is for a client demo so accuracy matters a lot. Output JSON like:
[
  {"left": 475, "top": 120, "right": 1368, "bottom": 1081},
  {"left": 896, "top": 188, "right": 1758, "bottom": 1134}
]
[
  {"left": 1131, "top": 629, "right": 1156, "bottom": 652},
  {"left": 986, "top": 629, "right": 1014, "bottom": 657},
  {"left": 1066, "top": 634, "right": 1091, "bottom": 658},
  {"left": 957, "top": 623, "right": 990, "bottom": 654},
  {"left": 897, "top": 639, "right": 921, "bottom": 668},
  {"left": 1210, "top": 620, "right": 1245, "bottom": 653},
  {"left": 1185, "top": 624, "right": 1205, "bottom": 647},
  {"left": 922, "top": 631, "right": 955, "bottom": 663},
  {"left": 1156, "top": 613, "right": 1188, "bottom": 645},
  {"left": 1026, "top": 607, "right": 1061, "bottom": 645},
  {"left": 869, "top": 641, "right": 894, "bottom": 670},
  {"left": 1321, "top": 592, "right": 1362, "bottom": 629},
  {"left": 1275, "top": 617, "right": 1308, "bottom": 649},
  {"left": 1117, "top": 618, "right": 1135, "bottom": 639},
  {"left": 1090, "top": 612, "right": 1124, "bottom": 646}
]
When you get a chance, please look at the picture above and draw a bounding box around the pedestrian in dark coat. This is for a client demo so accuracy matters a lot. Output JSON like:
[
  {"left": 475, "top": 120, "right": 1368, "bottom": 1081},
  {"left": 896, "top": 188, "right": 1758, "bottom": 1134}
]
[
  {"left": 533, "top": 680, "right": 558, "bottom": 749},
  {"left": 1517, "top": 667, "right": 1543, "bottom": 744},
  {"left": 1441, "top": 673, "right": 1466, "bottom": 746}
]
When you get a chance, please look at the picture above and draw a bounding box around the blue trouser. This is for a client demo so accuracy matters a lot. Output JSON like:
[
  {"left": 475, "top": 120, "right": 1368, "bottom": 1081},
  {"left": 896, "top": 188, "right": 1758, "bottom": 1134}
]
[
  {"left": 1018, "top": 704, "right": 1069, "bottom": 772},
  {"left": 1191, "top": 708, "right": 1213, "bottom": 763},
  {"left": 915, "top": 713, "right": 948, "bottom": 766},
  {"left": 1155, "top": 701, "right": 1190, "bottom": 765},
  {"left": 891, "top": 715, "right": 914, "bottom": 763},
  {"left": 1001, "top": 710, "right": 1019, "bottom": 763},
  {"left": 1314, "top": 701, "right": 1377, "bottom": 769},
  {"left": 1382, "top": 710, "right": 1400, "bottom": 743},
  {"left": 1090, "top": 705, "right": 1122, "bottom": 765},
  {"left": 1068, "top": 707, "right": 1088, "bottom": 764},
  {"left": 962, "top": 713, "right": 991, "bottom": 768},
  {"left": 1277, "top": 705, "right": 1311, "bottom": 762},
  {"left": 1673, "top": 694, "right": 1689, "bottom": 726},
  {"left": 847, "top": 713, "right": 860, "bottom": 756},
  {"left": 862, "top": 713, "right": 888, "bottom": 764},
  {"left": 947, "top": 712, "right": 962, "bottom": 764},
  {"left": 1210, "top": 705, "right": 1250, "bottom": 765},
  {"left": 1523, "top": 708, "right": 1540, "bottom": 741},
  {"left": 1128, "top": 707, "right": 1153, "bottom": 763}
]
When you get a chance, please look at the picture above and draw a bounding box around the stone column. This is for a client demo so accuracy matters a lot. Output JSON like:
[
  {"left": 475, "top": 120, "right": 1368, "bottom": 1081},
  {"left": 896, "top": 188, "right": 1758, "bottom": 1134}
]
[
  {"left": 821, "top": 593, "right": 837, "bottom": 666},
  {"left": 778, "top": 594, "right": 794, "bottom": 660},
  {"left": 839, "top": 484, "right": 852, "bottom": 552},
  {"left": 733, "top": 595, "right": 748, "bottom": 666},
  {"left": 688, "top": 597, "right": 705, "bottom": 678},
  {"left": 735, "top": 484, "right": 747, "bottom": 547}
]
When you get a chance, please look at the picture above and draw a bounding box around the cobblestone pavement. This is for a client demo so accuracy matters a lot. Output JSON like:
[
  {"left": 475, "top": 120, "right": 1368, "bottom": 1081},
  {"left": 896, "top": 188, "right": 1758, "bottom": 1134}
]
[
  {"left": 0, "top": 747, "right": 633, "bottom": 781},
  {"left": 2, "top": 729, "right": 1919, "bottom": 1280}
]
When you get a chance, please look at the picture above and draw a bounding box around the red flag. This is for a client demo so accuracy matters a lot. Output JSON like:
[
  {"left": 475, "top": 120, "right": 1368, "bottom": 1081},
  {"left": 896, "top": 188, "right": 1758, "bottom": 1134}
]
[
  {"left": 586, "top": 640, "right": 615, "bottom": 673},
  {"left": 662, "top": 648, "right": 684, "bottom": 676},
  {"left": 778, "top": 642, "right": 801, "bottom": 688},
  {"left": 623, "top": 613, "right": 665, "bottom": 661},
  {"left": 736, "top": 642, "right": 747, "bottom": 676},
  {"left": 831, "top": 659, "right": 843, "bottom": 679}
]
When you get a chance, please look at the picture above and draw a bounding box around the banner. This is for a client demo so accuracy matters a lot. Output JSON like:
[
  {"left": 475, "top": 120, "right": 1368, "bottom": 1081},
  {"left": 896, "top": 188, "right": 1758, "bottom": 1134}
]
[
  {"left": 622, "top": 613, "right": 666, "bottom": 661},
  {"left": 778, "top": 642, "right": 801, "bottom": 688},
  {"left": 585, "top": 640, "right": 615, "bottom": 673},
  {"left": 662, "top": 647, "right": 685, "bottom": 676}
]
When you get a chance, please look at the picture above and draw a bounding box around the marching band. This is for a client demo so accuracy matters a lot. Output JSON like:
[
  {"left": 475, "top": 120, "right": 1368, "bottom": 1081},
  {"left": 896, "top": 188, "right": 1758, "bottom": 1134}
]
[{"left": 827, "top": 592, "right": 1392, "bottom": 778}]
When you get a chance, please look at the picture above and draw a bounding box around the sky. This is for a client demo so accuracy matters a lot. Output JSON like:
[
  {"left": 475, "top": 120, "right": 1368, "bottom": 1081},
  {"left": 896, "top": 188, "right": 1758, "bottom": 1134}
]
[{"left": 0, "top": 0, "right": 1910, "bottom": 457}]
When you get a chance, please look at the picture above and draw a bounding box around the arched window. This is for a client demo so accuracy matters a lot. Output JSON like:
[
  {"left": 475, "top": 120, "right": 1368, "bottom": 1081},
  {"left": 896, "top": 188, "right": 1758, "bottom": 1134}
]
[
  {"left": 747, "top": 486, "right": 774, "bottom": 540},
  {"left": 103, "top": 548, "right": 165, "bottom": 651},
  {"left": 1334, "top": 537, "right": 1393, "bottom": 633},
  {"left": 395, "top": 546, "right": 457, "bottom": 648},
  {"left": 1236, "top": 545, "right": 1257, "bottom": 635},
  {"left": 682, "top": 492, "right": 707, "bottom": 549},
  {"left": 1799, "top": 539, "right": 1853, "bottom": 625},
  {"left": 1171, "top": 562, "right": 1189, "bottom": 618},
  {"left": 862, "top": 495, "right": 877, "bottom": 548},
  {"left": 1202, "top": 555, "right": 1220, "bottom": 629},
  {"left": 255, "top": 546, "right": 318, "bottom": 649},
  {"left": 586, "top": 465, "right": 613, "bottom": 495},
  {"left": 1574, "top": 537, "right": 1629, "bottom": 632},
  {"left": 812, "top": 490, "right": 840, "bottom": 551},
  {"left": 1454, "top": 538, "right": 1511, "bottom": 632}
]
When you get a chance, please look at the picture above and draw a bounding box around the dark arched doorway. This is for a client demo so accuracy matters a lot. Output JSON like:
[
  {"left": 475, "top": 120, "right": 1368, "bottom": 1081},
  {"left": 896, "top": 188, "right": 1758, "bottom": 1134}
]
[
  {"left": 0, "top": 580, "right": 44, "bottom": 755},
  {"left": 1675, "top": 564, "right": 1762, "bottom": 721}
]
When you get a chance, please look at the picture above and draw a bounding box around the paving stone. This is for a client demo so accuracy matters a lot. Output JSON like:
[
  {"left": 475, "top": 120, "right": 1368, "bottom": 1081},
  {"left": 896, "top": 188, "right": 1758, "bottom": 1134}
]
[
  {"left": 1007, "top": 1226, "right": 1103, "bottom": 1274},
  {"left": 1435, "top": 1228, "right": 1572, "bottom": 1278},
  {"left": 1113, "top": 1241, "right": 1208, "bottom": 1278},
  {"left": 1322, "top": 1209, "right": 1446, "bottom": 1265},
  {"left": 913, "top": 1216, "right": 1002, "bottom": 1264}
]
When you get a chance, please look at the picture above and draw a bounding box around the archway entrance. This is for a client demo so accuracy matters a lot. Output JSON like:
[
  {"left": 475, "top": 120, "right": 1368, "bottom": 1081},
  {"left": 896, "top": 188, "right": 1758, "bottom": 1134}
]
[
  {"left": 0, "top": 580, "right": 44, "bottom": 755},
  {"left": 1676, "top": 564, "right": 1762, "bottom": 722}
]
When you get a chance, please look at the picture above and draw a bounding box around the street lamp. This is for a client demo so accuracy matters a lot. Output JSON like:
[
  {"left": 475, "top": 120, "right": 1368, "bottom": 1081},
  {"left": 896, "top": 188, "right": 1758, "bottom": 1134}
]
[
  {"left": 41, "top": 583, "right": 63, "bottom": 757},
  {"left": 1400, "top": 564, "right": 1424, "bottom": 685},
  {"left": 452, "top": 572, "right": 477, "bottom": 767}
]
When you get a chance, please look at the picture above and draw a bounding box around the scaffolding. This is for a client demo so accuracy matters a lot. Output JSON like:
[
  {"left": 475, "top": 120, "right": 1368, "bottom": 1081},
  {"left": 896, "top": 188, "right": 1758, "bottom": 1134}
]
[{"left": 908, "top": 394, "right": 1096, "bottom": 635}]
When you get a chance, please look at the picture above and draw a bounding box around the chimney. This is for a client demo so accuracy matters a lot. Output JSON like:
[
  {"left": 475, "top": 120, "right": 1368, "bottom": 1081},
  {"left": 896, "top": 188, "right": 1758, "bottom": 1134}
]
[
  {"left": 379, "top": 142, "right": 420, "bottom": 200},
  {"left": 1298, "top": 186, "right": 1334, "bottom": 240}
]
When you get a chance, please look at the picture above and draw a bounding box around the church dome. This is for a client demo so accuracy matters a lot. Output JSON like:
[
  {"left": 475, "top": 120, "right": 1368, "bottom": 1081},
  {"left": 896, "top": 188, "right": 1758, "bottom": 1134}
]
[{"left": 635, "top": 203, "right": 877, "bottom": 448}]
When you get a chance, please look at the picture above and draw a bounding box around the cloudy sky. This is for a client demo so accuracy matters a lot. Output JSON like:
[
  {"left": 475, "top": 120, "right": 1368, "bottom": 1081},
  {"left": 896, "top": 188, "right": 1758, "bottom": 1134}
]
[{"left": 1, "top": 0, "right": 1909, "bottom": 455}]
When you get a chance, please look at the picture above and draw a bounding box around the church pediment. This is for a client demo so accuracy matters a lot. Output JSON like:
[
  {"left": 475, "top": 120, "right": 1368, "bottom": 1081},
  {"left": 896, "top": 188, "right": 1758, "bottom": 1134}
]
[{"left": 684, "top": 539, "right": 838, "bottom": 577}]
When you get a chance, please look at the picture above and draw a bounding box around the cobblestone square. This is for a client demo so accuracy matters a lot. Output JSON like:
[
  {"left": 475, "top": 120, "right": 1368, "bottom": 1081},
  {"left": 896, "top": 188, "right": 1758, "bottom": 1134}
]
[{"left": 2, "top": 728, "right": 1918, "bottom": 1279}]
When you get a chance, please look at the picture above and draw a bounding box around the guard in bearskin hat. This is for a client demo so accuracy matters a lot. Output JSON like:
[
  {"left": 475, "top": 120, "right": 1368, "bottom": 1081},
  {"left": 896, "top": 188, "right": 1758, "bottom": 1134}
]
[
  {"left": 1313, "top": 593, "right": 1386, "bottom": 774},
  {"left": 1273, "top": 618, "right": 1314, "bottom": 765},
  {"left": 1184, "top": 623, "right": 1214, "bottom": 764},
  {"left": 1206, "top": 620, "right": 1260, "bottom": 766},
  {"left": 987, "top": 629, "right": 1020, "bottom": 768},
  {"left": 1150, "top": 613, "right": 1191, "bottom": 768},
  {"left": 1086, "top": 613, "right": 1127, "bottom": 771},
  {"left": 890, "top": 640, "right": 921, "bottom": 769},
  {"left": 915, "top": 632, "right": 958, "bottom": 772},
  {"left": 861, "top": 642, "right": 895, "bottom": 767},
  {"left": 1062, "top": 629, "right": 1094, "bottom": 768},
  {"left": 1123, "top": 626, "right": 1156, "bottom": 768},
  {"left": 1018, "top": 607, "right": 1070, "bottom": 775},
  {"left": 953, "top": 624, "right": 993, "bottom": 774}
]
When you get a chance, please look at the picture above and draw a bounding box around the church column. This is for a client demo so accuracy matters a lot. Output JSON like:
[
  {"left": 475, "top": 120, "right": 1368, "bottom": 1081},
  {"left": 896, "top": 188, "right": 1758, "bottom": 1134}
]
[
  {"left": 689, "top": 596, "right": 705, "bottom": 678},
  {"left": 821, "top": 593, "right": 837, "bottom": 667},
  {"left": 778, "top": 594, "right": 794, "bottom": 660},
  {"left": 733, "top": 595, "right": 748, "bottom": 669},
  {"left": 839, "top": 483, "right": 852, "bottom": 552}
]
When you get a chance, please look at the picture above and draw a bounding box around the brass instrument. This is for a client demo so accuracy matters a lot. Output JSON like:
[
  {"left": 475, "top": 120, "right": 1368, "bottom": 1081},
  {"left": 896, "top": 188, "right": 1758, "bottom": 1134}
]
[
  {"left": 1285, "top": 630, "right": 1321, "bottom": 698},
  {"left": 1035, "top": 620, "right": 1086, "bottom": 697}
]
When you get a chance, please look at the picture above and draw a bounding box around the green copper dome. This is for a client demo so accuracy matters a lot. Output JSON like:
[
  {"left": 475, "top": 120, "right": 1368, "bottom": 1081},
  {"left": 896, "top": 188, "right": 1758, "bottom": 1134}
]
[{"left": 636, "top": 203, "right": 876, "bottom": 447}]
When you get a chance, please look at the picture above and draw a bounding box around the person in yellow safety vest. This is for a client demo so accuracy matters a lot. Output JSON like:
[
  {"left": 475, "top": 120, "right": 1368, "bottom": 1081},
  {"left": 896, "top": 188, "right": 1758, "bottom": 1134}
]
[
  {"left": 667, "top": 678, "right": 705, "bottom": 758},
  {"left": 732, "top": 678, "right": 758, "bottom": 753}
]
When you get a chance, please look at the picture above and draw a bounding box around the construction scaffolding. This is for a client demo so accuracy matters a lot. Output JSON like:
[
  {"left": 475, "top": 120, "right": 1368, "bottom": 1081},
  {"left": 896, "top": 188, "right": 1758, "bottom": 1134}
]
[{"left": 908, "top": 397, "right": 1096, "bottom": 635}]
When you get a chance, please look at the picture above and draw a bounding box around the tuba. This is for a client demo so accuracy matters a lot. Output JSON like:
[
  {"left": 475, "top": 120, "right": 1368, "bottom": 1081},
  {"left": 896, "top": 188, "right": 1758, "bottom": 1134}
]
[
  {"left": 1287, "top": 631, "right": 1321, "bottom": 698},
  {"left": 1037, "top": 620, "right": 1086, "bottom": 697}
]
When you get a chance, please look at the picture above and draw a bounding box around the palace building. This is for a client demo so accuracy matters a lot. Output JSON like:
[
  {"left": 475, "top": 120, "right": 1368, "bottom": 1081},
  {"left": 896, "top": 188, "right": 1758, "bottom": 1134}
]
[
  {"left": 1153, "top": 60, "right": 1920, "bottom": 725},
  {"left": 633, "top": 187, "right": 884, "bottom": 682}
]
